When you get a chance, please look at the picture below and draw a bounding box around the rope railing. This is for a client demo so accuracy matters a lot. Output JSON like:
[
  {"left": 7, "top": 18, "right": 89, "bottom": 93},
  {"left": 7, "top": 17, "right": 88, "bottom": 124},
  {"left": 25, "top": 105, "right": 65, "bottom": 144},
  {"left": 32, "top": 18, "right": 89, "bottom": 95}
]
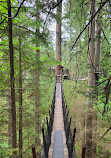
[
  {"left": 41, "top": 80, "right": 56, "bottom": 158},
  {"left": 61, "top": 78, "right": 77, "bottom": 158}
]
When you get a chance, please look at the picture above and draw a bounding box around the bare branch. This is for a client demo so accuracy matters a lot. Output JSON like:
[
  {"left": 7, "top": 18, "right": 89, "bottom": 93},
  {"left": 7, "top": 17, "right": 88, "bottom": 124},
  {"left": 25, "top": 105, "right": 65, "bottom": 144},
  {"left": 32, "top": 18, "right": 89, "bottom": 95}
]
[
  {"left": 42, "top": 0, "right": 63, "bottom": 11},
  {"left": 50, "top": 0, "right": 63, "bottom": 9},
  {"left": 101, "top": 127, "right": 111, "bottom": 139},
  {"left": 0, "top": 17, "right": 6, "bottom": 25},
  {"left": 42, "top": 0, "right": 63, "bottom": 31},
  {"left": 70, "top": 0, "right": 110, "bottom": 50},
  {"left": 0, "top": 0, "right": 26, "bottom": 25},
  {"left": 43, "top": 8, "right": 51, "bottom": 31},
  {"left": 102, "top": 28, "right": 110, "bottom": 45},
  {"left": 13, "top": 0, "right": 26, "bottom": 19},
  {"left": 96, "top": 106, "right": 111, "bottom": 121},
  {"left": 95, "top": 76, "right": 111, "bottom": 87},
  {"left": 13, "top": 24, "right": 35, "bottom": 34},
  {"left": 17, "top": 143, "right": 34, "bottom": 158}
]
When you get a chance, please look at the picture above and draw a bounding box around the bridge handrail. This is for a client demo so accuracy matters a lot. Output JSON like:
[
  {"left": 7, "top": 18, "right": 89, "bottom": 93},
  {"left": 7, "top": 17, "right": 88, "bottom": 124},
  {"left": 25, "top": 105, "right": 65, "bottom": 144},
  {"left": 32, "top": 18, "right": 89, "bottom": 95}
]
[
  {"left": 61, "top": 78, "right": 77, "bottom": 158},
  {"left": 41, "top": 79, "right": 56, "bottom": 158}
]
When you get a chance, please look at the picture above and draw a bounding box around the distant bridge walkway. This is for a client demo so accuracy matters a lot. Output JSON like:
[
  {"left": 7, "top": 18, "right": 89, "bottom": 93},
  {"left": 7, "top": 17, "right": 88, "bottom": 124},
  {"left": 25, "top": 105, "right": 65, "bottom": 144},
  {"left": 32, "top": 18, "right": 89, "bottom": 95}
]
[
  {"left": 48, "top": 82, "right": 68, "bottom": 158},
  {"left": 42, "top": 76, "right": 76, "bottom": 158}
]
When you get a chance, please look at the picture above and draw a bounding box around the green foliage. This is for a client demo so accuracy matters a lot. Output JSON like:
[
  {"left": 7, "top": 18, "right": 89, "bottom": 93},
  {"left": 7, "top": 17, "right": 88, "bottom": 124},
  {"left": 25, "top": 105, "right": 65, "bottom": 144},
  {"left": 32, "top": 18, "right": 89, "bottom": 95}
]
[
  {"left": 0, "top": 0, "right": 56, "bottom": 157},
  {"left": 0, "top": 0, "right": 111, "bottom": 157}
]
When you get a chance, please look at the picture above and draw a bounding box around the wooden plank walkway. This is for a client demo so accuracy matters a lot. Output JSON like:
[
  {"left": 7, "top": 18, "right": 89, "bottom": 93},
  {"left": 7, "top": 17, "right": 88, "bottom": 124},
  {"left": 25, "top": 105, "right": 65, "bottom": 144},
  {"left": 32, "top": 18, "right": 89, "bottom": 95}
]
[{"left": 48, "top": 83, "right": 68, "bottom": 158}]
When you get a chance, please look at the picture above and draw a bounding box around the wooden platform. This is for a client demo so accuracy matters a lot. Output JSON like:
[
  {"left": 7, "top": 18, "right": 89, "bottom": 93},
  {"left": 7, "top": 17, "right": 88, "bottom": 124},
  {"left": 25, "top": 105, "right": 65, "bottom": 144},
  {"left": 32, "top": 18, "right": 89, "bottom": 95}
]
[{"left": 48, "top": 83, "right": 68, "bottom": 158}]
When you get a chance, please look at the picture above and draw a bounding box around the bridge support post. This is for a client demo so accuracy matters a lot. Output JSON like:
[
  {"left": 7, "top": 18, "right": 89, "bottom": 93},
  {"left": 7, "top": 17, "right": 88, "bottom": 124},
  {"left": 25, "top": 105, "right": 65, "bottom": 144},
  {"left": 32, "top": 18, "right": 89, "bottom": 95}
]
[
  {"left": 42, "top": 128, "right": 48, "bottom": 158},
  {"left": 32, "top": 146, "right": 36, "bottom": 158},
  {"left": 82, "top": 144, "right": 86, "bottom": 158}
]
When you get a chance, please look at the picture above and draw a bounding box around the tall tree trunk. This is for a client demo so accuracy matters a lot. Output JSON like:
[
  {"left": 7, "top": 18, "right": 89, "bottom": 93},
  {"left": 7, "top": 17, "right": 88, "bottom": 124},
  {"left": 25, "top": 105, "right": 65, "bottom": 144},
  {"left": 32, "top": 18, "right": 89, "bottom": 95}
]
[
  {"left": 56, "top": 0, "right": 62, "bottom": 75},
  {"left": 7, "top": 90, "right": 12, "bottom": 148},
  {"left": 93, "top": 13, "right": 102, "bottom": 158},
  {"left": 74, "top": 53, "right": 78, "bottom": 86},
  {"left": 69, "top": 0, "right": 72, "bottom": 82},
  {"left": 35, "top": 0, "right": 40, "bottom": 147},
  {"left": 7, "top": 0, "right": 17, "bottom": 157},
  {"left": 69, "top": 52, "right": 71, "bottom": 80},
  {"left": 86, "top": 0, "right": 95, "bottom": 157},
  {"left": 35, "top": 48, "right": 40, "bottom": 147},
  {"left": 69, "top": 52, "right": 71, "bottom": 89},
  {"left": 19, "top": 36, "right": 23, "bottom": 158},
  {"left": 95, "top": 14, "right": 101, "bottom": 77}
]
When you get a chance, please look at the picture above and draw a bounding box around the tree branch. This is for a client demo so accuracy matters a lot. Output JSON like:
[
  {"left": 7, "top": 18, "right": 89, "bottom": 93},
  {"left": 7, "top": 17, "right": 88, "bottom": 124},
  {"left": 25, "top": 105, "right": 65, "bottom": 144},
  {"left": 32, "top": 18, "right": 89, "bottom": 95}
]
[
  {"left": 101, "top": 127, "right": 111, "bottom": 139},
  {"left": 70, "top": 0, "right": 110, "bottom": 50},
  {"left": 50, "top": 0, "right": 63, "bottom": 9},
  {"left": 95, "top": 76, "right": 111, "bottom": 87},
  {"left": 17, "top": 143, "right": 34, "bottom": 158},
  {"left": 13, "top": 24, "right": 35, "bottom": 34},
  {"left": 43, "top": 8, "right": 51, "bottom": 31},
  {"left": 13, "top": 24, "right": 46, "bottom": 42},
  {"left": 0, "top": 17, "right": 6, "bottom": 25},
  {"left": 96, "top": 106, "right": 111, "bottom": 124},
  {"left": 102, "top": 28, "right": 110, "bottom": 45},
  {"left": 13, "top": 0, "right": 26, "bottom": 18},
  {"left": 42, "top": 0, "right": 63, "bottom": 31},
  {"left": 0, "top": 0, "right": 26, "bottom": 25},
  {"left": 41, "top": 0, "right": 63, "bottom": 11}
]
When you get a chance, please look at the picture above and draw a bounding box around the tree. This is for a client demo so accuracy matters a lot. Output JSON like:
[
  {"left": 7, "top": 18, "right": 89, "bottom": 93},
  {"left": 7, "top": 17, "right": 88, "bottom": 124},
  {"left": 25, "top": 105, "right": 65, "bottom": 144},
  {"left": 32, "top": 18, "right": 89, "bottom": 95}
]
[
  {"left": 86, "top": 0, "right": 95, "bottom": 157},
  {"left": 35, "top": 0, "right": 41, "bottom": 146},
  {"left": 56, "top": 0, "right": 62, "bottom": 75},
  {"left": 95, "top": 13, "right": 102, "bottom": 77},
  {"left": 18, "top": 36, "right": 23, "bottom": 158},
  {"left": 7, "top": 0, "right": 17, "bottom": 157}
]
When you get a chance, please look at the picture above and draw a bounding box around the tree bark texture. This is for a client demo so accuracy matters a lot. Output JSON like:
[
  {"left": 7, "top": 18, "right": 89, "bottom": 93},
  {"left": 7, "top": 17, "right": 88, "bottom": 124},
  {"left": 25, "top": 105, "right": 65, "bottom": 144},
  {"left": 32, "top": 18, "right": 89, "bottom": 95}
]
[
  {"left": 69, "top": 52, "right": 71, "bottom": 89},
  {"left": 69, "top": 52, "right": 71, "bottom": 79},
  {"left": 35, "top": 49, "right": 40, "bottom": 147},
  {"left": 7, "top": 0, "right": 17, "bottom": 157},
  {"left": 35, "top": 0, "right": 41, "bottom": 147},
  {"left": 56, "top": 0, "right": 62, "bottom": 75},
  {"left": 19, "top": 37, "right": 23, "bottom": 158},
  {"left": 86, "top": 0, "right": 95, "bottom": 157},
  {"left": 95, "top": 14, "right": 101, "bottom": 74},
  {"left": 92, "top": 13, "right": 102, "bottom": 158},
  {"left": 74, "top": 53, "right": 78, "bottom": 85},
  {"left": 7, "top": 89, "right": 12, "bottom": 148}
]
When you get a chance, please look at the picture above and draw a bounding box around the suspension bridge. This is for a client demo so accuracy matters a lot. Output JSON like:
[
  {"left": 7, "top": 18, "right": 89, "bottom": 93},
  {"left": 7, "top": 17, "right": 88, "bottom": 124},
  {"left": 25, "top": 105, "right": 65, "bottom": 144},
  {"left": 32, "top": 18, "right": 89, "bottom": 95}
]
[
  {"left": 40, "top": 75, "right": 77, "bottom": 158},
  {"left": 27, "top": 74, "right": 101, "bottom": 158}
]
